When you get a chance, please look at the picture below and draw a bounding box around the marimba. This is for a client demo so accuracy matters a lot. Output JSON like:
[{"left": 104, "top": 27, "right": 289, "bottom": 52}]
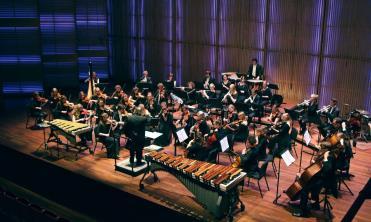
[
  {"left": 139, "top": 151, "right": 246, "bottom": 221},
  {"left": 47, "top": 119, "right": 92, "bottom": 159}
]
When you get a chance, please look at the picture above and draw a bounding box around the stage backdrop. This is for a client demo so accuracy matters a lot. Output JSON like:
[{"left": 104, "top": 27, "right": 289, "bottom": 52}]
[{"left": 109, "top": 0, "right": 370, "bottom": 111}]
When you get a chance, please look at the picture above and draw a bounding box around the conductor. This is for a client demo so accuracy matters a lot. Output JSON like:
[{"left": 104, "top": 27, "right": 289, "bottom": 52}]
[{"left": 124, "top": 107, "right": 148, "bottom": 166}]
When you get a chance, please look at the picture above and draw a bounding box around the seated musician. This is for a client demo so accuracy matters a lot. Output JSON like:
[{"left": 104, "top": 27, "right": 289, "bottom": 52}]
[
  {"left": 268, "top": 105, "right": 282, "bottom": 125},
  {"left": 165, "top": 72, "right": 176, "bottom": 87},
  {"left": 233, "top": 112, "right": 249, "bottom": 142},
  {"left": 236, "top": 76, "right": 250, "bottom": 103},
  {"left": 267, "top": 113, "right": 291, "bottom": 157},
  {"left": 181, "top": 81, "right": 197, "bottom": 105},
  {"left": 186, "top": 131, "right": 207, "bottom": 161},
  {"left": 260, "top": 81, "right": 272, "bottom": 106},
  {"left": 71, "top": 104, "right": 92, "bottom": 146},
  {"left": 53, "top": 95, "right": 73, "bottom": 120},
  {"left": 154, "top": 104, "right": 174, "bottom": 147},
  {"left": 255, "top": 128, "right": 268, "bottom": 161},
  {"left": 247, "top": 58, "right": 264, "bottom": 80},
  {"left": 137, "top": 70, "right": 152, "bottom": 84},
  {"left": 291, "top": 149, "right": 338, "bottom": 217},
  {"left": 335, "top": 133, "right": 353, "bottom": 177},
  {"left": 48, "top": 88, "right": 61, "bottom": 111},
  {"left": 145, "top": 91, "right": 159, "bottom": 117},
  {"left": 95, "top": 99, "right": 111, "bottom": 124},
  {"left": 244, "top": 89, "right": 262, "bottom": 123},
  {"left": 327, "top": 98, "right": 340, "bottom": 122},
  {"left": 91, "top": 87, "right": 107, "bottom": 102},
  {"left": 239, "top": 136, "right": 260, "bottom": 175},
  {"left": 190, "top": 111, "right": 210, "bottom": 136},
  {"left": 96, "top": 113, "right": 119, "bottom": 159},
  {"left": 76, "top": 91, "right": 89, "bottom": 109},
  {"left": 222, "top": 84, "right": 238, "bottom": 104},
  {"left": 221, "top": 74, "right": 231, "bottom": 94},
  {"left": 121, "top": 93, "right": 135, "bottom": 112},
  {"left": 109, "top": 85, "right": 123, "bottom": 105},
  {"left": 112, "top": 104, "right": 130, "bottom": 140},
  {"left": 154, "top": 83, "right": 167, "bottom": 105},
  {"left": 223, "top": 104, "right": 238, "bottom": 133},
  {"left": 202, "top": 69, "right": 215, "bottom": 89},
  {"left": 29, "top": 92, "right": 48, "bottom": 124},
  {"left": 130, "top": 86, "right": 145, "bottom": 105},
  {"left": 123, "top": 107, "right": 149, "bottom": 166},
  {"left": 197, "top": 83, "right": 217, "bottom": 109},
  {"left": 299, "top": 94, "right": 319, "bottom": 134},
  {"left": 84, "top": 71, "right": 100, "bottom": 85}
]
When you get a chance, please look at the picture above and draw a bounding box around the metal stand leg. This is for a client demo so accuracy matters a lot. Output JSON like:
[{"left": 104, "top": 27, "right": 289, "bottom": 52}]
[
  {"left": 298, "top": 142, "right": 304, "bottom": 173},
  {"left": 273, "top": 157, "right": 282, "bottom": 204}
]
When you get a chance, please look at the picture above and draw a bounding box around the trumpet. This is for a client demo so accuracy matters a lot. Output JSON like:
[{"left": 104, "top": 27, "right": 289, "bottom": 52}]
[
  {"left": 317, "top": 105, "right": 332, "bottom": 114},
  {"left": 297, "top": 99, "right": 310, "bottom": 107}
]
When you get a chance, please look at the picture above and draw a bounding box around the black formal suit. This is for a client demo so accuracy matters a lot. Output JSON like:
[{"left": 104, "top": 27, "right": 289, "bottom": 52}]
[
  {"left": 137, "top": 76, "right": 152, "bottom": 84},
  {"left": 247, "top": 64, "right": 264, "bottom": 79},
  {"left": 327, "top": 105, "right": 340, "bottom": 121},
  {"left": 260, "top": 87, "right": 272, "bottom": 106},
  {"left": 97, "top": 121, "right": 119, "bottom": 158},
  {"left": 241, "top": 146, "right": 260, "bottom": 174},
  {"left": 245, "top": 94, "right": 262, "bottom": 119},
  {"left": 268, "top": 122, "right": 291, "bottom": 156},
  {"left": 124, "top": 114, "right": 148, "bottom": 164}
]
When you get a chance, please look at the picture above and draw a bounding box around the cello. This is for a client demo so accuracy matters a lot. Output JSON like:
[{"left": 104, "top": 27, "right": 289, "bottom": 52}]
[{"left": 285, "top": 134, "right": 342, "bottom": 200}]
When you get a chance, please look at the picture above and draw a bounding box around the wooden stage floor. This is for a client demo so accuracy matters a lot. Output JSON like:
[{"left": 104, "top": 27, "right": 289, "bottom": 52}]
[{"left": 0, "top": 100, "right": 370, "bottom": 222}]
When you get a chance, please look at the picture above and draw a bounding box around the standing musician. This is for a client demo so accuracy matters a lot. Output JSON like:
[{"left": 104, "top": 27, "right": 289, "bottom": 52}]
[
  {"left": 222, "top": 84, "right": 238, "bottom": 104},
  {"left": 123, "top": 107, "right": 149, "bottom": 166},
  {"left": 53, "top": 95, "right": 73, "bottom": 120},
  {"left": 326, "top": 98, "right": 340, "bottom": 122},
  {"left": 202, "top": 69, "right": 215, "bottom": 89},
  {"left": 96, "top": 113, "right": 119, "bottom": 159},
  {"left": 247, "top": 58, "right": 264, "bottom": 80},
  {"left": 137, "top": 70, "right": 152, "bottom": 84},
  {"left": 145, "top": 91, "right": 159, "bottom": 117},
  {"left": 29, "top": 92, "right": 48, "bottom": 124},
  {"left": 221, "top": 74, "right": 231, "bottom": 94}
]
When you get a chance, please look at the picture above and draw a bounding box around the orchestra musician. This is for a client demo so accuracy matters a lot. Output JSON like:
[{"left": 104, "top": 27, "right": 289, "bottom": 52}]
[
  {"left": 145, "top": 91, "right": 159, "bottom": 117},
  {"left": 268, "top": 105, "right": 282, "bottom": 125},
  {"left": 197, "top": 83, "right": 218, "bottom": 109},
  {"left": 202, "top": 69, "right": 215, "bottom": 89},
  {"left": 84, "top": 71, "right": 100, "bottom": 86},
  {"left": 236, "top": 75, "right": 250, "bottom": 102},
  {"left": 326, "top": 98, "right": 340, "bottom": 121},
  {"left": 154, "top": 103, "right": 174, "bottom": 147},
  {"left": 223, "top": 104, "right": 238, "bottom": 133},
  {"left": 53, "top": 95, "right": 73, "bottom": 120},
  {"left": 237, "top": 136, "right": 261, "bottom": 174},
  {"left": 221, "top": 74, "right": 231, "bottom": 94},
  {"left": 110, "top": 85, "right": 124, "bottom": 105},
  {"left": 222, "top": 84, "right": 238, "bottom": 104},
  {"left": 113, "top": 104, "right": 129, "bottom": 137},
  {"left": 260, "top": 81, "right": 272, "bottom": 106},
  {"left": 154, "top": 83, "right": 167, "bottom": 105},
  {"left": 191, "top": 111, "right": 210, "bottom": 136},
  {"left": 233, "top": 112, "right": 249, "bottom": 142},
  {"left": 95, "top": 99, "right": 111, "bottom": 124},
  {"left": 29, "top": 92, "right": 48, "bottom": 124},
  {"left": 48, "top": 88, "right": 61, "bottom": 111},
  {"left": 186, "top": 131, "right": 206, "bottom": 160},
  {"left": 299, "top": 94, "right": 319, "bottom": 134},
  {"left": 123, "top": 107, "right": 149, "bottom": 166},
  {"left": 77, "top": 91, "right": 89, "bottom": 109},
  {"left": 96, "top": 113, "right": 119, "bottom": 159},
  {"left": 120, "top": 93, "right": 135, "bottom": 112},
  {"left": 244, "top": 89, "right": 262, "bottom": 123},
  {"left": 267, "top": 113, "right": 292, "bottom": 156},
  {"left": 247, "top": 58, "right": 264, "bottom": 80},
  {"left": 137, "top": 70, "right": 152, "bottom": 84},
  {"left": 71, "top": 104, "right": 92, "bottom": 146},
  {"left": 165, "top": 72, "right": 176, "bottom": 87},
  {"left": 130, "top": 86, "right": 145, "bottom": 105}
]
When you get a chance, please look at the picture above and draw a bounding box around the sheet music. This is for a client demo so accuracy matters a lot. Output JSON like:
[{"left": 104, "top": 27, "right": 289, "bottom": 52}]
[
  {"left": 220, "top": 136, "right": 229, "bottom": 152},
  {"left": 281, "top": 150, "right": 295, "bottom": 166},
  {"left": 176, "top": 128, "right": 188, "bottom": 143},
  {"left": 145, "top": 131, "right": 163, "bottom": 139},
  {"left": 304, "top": 130, "right": 311, "bottom": 146}
]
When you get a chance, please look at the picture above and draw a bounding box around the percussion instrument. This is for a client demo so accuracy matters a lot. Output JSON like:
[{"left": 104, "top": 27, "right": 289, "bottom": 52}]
[
  {"left": 247, "top": 79, "right": 263, "bottom": 83},
  {"left": 140, "top": 151, "right": 246, "bottom": 219},
  {"left": 47, "top": 119, "right": 92, "bottom": 159}
]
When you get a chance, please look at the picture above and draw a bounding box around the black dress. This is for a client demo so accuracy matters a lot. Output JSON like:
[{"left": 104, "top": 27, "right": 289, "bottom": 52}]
[{"left": 154, "top": 113, "right": 174, "bottom": 146}]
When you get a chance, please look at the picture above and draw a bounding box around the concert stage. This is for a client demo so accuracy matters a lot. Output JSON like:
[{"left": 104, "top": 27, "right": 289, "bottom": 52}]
[{"left": 0, "top": 98, "right": 370, "bottom": 222}]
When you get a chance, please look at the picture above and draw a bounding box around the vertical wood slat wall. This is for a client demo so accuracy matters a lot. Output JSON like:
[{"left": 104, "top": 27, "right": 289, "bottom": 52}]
[{"left": 103, "top": 0, "right": 371, "bottom": 111}]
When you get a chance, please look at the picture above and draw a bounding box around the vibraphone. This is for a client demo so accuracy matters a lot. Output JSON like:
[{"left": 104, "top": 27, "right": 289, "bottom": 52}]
[
  {"left": 47, "top": 119, "right": 92, "bottom": 159},
  {"left": 139, "top": 151, "right": 246, "bottom": 221}
]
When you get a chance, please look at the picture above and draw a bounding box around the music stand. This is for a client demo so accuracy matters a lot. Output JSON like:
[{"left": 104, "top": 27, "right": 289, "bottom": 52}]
[
  {"left": 174, "top": 128, "right": 188, "bottom": 156},
  {"left": 163, "top": 81, "right": 174, "bottom": 91},
  {"left": 136, "top": 82, "right": 153, "bottom": 92},
  {"left": 273, "top": 148, "right": 291, "bottom": 205}
]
